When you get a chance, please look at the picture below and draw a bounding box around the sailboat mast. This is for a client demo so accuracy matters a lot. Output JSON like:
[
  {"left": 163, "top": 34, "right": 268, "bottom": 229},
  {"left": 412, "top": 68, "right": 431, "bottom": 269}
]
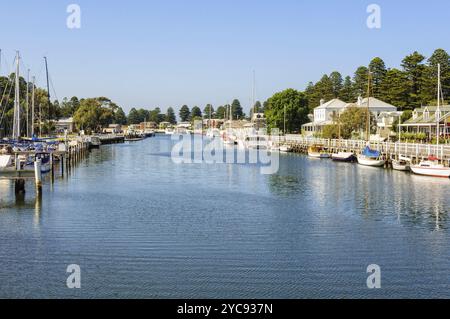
[
  {"left": 252, "top": 70, "right": 256, "bottom": 116},
  {"left": 31, "top": 76, "right": 36, "bottom": 137},
  {"left": 12, "top": 51, "right": 21, "bottom": 140},
  {"left": 44, "top": 56, "right": 51, "bottom": 131},
  {"left": 366, "top": 69, "right": 371, "bottom": 142},
  {"left": 26, "top": 68, "right": 30, "bottom": 137},
  {"left": 437, "top": 63, "right": 441, "bottom": 146}
]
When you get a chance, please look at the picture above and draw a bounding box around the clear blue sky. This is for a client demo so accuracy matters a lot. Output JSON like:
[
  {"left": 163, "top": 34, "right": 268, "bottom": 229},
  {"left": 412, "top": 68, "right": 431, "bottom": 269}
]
[{"left": 1, "top": 0, "right": 449, "bottom": 114}]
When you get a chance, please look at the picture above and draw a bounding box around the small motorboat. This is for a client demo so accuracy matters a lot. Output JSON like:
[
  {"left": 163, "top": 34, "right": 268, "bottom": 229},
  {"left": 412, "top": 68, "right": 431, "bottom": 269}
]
[
  {"left": 331, "top": 152, "right": 356, "bottom": 162},
  {"left": 308, "top": 145, "right": 331, "bottom": 159},
  {"left": 411, "top": 156, "right": 450, "bottom": 178},
  {"left": 392, "top": 156, "right": 411, "bottom": 171},
  {"left": 357, "top": 146, "right": 385, "bottom": 167},
  {"left": 279, "top": 145, "right": 293, "bottom": 153},
  {"left": 88, "top": 136, "right": 101, "bottom": 149}
]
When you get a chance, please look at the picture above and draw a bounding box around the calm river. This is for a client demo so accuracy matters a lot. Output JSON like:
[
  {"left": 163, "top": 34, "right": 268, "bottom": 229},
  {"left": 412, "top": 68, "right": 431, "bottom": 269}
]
[{"left": 1, "top": 135, "right": 449, "bottom": 298}]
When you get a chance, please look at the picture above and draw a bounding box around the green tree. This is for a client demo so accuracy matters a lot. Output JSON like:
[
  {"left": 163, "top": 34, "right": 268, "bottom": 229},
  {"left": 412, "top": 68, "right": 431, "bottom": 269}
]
[
  {"left": 166, "top": 107, "right": 177, "bottom": 124},
  {"left": 338, "top": 106, "right": 376, "bottom": 139},
  {"left": 215, "top": 106, "right": 226, "bottom": 119},
  {"left": 149, "top": 108, "right": 165, "bottom": 124},
  {"left": 264, "top": 88, "right": 309, "bottom": 133},
  {"left": 127, "top": 108, "right": 141, "bottom": 124},
  {"left": 179, "top": 105, "right": 190, "bottom": 122},
  {"left": 231, "top": 99, "right": 244, "bottom": 120},
  {"left": 315, "top": 75, "right": 335, "bottom": 102},
  {"left": 304, "top": 81, "right": 318, "bottom": 111},
  {"left": 330, "top": 71, "right": 343, "bottom": 98},
  {"left": 369, "top": 57, "right": 387, "bottom": 98},
  {"left": 73, "top": 98, "right": 113, "bottom": 133},
  {"left": 401, "top": 51, "right": 426, "bottom": 107},
  {"left": 421, "top": 49, "right": 450, "bottom": 104},
  {"left": 114, "top": 107, "right": 127, "bottom": 125},
  {"left": 191, "top": 106, "right": 202, "bottom": 119},
  {"left": 380, "top": 69, "right": 410, "bottom": 109},
  {"left": 203, "top": 104, "right": 214, "bottom": 119},
  {"left": 340, "top": 76, "right": 355, "bottom": 102},
  {"left": 353, "top": 66, "right": 369, "bottom": 98}
]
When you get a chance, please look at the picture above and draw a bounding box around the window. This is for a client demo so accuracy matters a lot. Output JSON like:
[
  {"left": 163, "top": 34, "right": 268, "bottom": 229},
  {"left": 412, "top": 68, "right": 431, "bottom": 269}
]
[{"left": 424, "top": 108, "right": 430, "bottom": 120}]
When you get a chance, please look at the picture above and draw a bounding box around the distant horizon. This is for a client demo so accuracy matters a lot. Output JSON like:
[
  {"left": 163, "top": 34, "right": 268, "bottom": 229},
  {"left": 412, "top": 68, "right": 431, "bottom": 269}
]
[{"left": 1, "top": 0, "right": 449, "bottom": 114}]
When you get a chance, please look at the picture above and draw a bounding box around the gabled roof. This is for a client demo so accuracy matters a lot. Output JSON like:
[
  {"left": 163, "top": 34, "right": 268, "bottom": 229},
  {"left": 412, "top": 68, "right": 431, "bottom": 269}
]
[
  {"left": 315, "top": 99, "right": 347, "bottom": 110},
  {"left": 414, "top": 105, "right": 450, "bottom": 112},
  {"left": 359, "top": 97, "right": 397, "bottom": 110}
]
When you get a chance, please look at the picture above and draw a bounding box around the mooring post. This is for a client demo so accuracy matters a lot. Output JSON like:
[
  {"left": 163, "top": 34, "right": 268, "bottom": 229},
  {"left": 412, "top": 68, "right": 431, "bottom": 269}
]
[
  {"left": 50, "top": 154, "right": 54, "bottom": 182},
  {"left": 61, "top": 154, "right": 65, "bottom": 177},
  {"left": 35, "top": 158, "right": 42, "bottom": 191},
  {"left": 15, "top": 179, "right": 26, "bottom": 195},
  {"left": 15, "top": 154, "right": 20, "bottom": 171}
]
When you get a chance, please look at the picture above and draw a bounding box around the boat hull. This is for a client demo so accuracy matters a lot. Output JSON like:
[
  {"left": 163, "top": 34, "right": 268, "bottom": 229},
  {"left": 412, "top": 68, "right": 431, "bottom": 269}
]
[
  {"left": 309, "top": 152, "right": 331, "bottom": 159},
  {"left": 357, "top": 155, "right": 385, "bottom": 167},
  {"left": 392, "top": 161, "right": 410, "bottom": 171},
  {"left": 332, "top": 153, "right": 355, "bottom": 162},
  {"left": 410, "top": 166, "right": 450, "bottom": 178}
]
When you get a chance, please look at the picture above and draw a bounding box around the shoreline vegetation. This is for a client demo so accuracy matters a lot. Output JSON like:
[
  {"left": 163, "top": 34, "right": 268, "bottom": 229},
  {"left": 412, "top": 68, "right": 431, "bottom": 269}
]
[{"left": 1, "top": 49, "right": 448, "bottom": 139}]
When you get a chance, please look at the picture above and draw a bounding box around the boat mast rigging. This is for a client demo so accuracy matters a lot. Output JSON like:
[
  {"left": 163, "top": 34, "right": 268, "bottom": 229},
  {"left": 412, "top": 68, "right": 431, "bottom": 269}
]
[
  {"left": 12, "top": 51, "right": 21, "bottom": 140},
  {"left": 365, "top": 68, "right": 372, "bottom": 142},
  {"left": 44, "top": 56, "right": 51, "bottom": 133}
]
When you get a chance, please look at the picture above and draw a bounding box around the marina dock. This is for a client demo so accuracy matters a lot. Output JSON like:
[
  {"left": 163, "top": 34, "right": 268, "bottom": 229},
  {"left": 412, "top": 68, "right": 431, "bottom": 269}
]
[{"left": 281, "top": 135, "right": 450, "bottom": 167}]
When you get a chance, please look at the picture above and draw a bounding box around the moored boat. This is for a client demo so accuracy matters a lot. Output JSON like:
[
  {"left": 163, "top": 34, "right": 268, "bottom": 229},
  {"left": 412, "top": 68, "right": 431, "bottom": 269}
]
[
  {"left": 392, "top": 156, "right": 411, "bottom": 171},
  {"left": 308, "top": 145, "right": 331, "bottom": 159},
  {"left": 411, "top": 156, "right": 450, "bottom": 178},
  {"left": 357, "top": 147, "right": 385, "bottom": 167},
  {"left": 279, "top": 145, "right": 293, "bottom": 153},
  {"left": 331, "top": 152, "right": 355, "bottom": 162}
]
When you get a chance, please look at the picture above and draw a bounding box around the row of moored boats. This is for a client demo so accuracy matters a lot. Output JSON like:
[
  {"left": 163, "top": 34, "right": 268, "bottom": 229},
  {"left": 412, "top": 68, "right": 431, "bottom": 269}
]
[{"left": 307, "top": 144, "right": 450, "bottom": 178}]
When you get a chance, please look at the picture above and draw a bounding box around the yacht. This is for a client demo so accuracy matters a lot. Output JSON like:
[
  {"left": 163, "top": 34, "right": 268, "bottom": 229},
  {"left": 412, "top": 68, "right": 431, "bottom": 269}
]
[{"left": 411, "top": 156, "right": 450, "bottom": 178}]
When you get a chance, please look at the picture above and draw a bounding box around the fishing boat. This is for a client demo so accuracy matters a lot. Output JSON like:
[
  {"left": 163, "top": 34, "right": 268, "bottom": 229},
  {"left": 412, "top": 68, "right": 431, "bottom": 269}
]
[
  {"left": 357, "top": 146, "right": 385, "bottom": 167},
  {"left": 308, "top": 145, "right": 331, "bottom": 159},
  {"left": 332, "top": 152, "right": 356, "bottom": 162},
  {"left": 411, "top": 156, "right": 450, "bottom": 178},
  {"left": 392, "top": 156, "right": 411, "bottom": 171}
]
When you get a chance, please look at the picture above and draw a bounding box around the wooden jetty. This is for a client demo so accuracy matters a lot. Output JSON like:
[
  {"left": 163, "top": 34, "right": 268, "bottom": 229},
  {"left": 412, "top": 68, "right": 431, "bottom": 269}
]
[{"left": 279, "top": 135, "right": 450, "bottom": 167}]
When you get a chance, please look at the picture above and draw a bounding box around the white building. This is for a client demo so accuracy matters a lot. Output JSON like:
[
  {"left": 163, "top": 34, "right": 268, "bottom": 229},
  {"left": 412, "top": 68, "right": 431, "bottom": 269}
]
[
  {"left": 55, "top": 117, "right": 75, "bottom": 134},
  {"left": 302, "top": 97, "right": 398, "bottom": 136},
  {"left": 302, "top": 99, "right": 347, "bottom": 135}
]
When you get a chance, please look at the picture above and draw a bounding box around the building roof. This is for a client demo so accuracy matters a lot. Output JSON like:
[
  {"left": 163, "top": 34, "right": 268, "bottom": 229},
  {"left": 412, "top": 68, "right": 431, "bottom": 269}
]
[
  {"left": 315, "top": 98, "right": 347, "bottom": 110},
  {"left": 348, "top": 97, "right": 397, "bottom": 111},
  {"left": 402, "top": 105, "right": 450, "bottom": 125},
  {"left": 56, "top": 117, "right": 74, "bottom": 124}
]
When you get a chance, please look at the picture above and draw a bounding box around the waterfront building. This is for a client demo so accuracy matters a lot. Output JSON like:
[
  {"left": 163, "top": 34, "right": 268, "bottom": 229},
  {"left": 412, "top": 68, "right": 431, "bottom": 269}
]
[
  {"left": 55, "top": 117, "right": 75, "bottom": 134},
  {"left": 301, "top": 99, "right": 348, "bottom": 136},
  {"left": 400, "top": 105, "right": 450, "bottom": 138},
  {"left": 103, "top": 124, "right": 123, "bottom": 134},
  {"left": 302, "top": 97, "right": 398, "bottom": 137}
]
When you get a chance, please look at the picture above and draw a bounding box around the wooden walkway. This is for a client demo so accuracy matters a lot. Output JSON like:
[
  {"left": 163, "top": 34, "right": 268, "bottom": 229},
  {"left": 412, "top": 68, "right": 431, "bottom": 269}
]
[{"left": 280, "top": 135, "right": 450, "bottom": 165}]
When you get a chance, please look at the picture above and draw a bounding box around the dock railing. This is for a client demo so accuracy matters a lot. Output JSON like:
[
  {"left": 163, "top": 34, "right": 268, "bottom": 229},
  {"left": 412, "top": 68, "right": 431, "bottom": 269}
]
[{"left": 280, "top": 135, "right": 449, "bottom": 162}]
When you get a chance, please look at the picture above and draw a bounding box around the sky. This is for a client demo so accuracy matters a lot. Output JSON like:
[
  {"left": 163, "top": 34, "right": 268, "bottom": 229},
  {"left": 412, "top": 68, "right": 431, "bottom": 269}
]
[{"left": 0, "top": 0, "right": 449, "bottom": 114}]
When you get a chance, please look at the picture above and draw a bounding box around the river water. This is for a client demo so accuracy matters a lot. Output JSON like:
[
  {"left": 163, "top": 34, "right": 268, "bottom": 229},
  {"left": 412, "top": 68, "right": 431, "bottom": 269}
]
[{"left": 0, "top": 135, "right": 449, "bottom": 298}]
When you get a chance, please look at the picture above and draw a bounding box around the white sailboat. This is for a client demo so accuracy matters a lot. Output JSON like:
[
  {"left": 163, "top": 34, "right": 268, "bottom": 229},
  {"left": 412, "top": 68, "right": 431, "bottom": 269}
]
[
  {"left": 357, "top": 69, "right": 385, "bottom": 168},
  {"left": 411, "top": 64, "right": 450, "bottom": 178}
]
